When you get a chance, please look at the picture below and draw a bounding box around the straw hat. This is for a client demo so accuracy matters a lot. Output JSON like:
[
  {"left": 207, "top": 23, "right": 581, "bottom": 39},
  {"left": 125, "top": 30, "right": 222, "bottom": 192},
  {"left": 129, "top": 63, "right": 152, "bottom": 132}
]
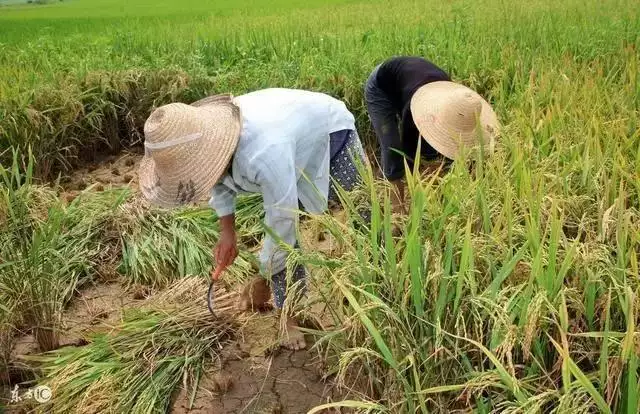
[
  {"left": 138, "top": 94, "right": 241, "bottom": 208},
  {"left": 410, "top": 81, "right": 499, "bottom": 160}
]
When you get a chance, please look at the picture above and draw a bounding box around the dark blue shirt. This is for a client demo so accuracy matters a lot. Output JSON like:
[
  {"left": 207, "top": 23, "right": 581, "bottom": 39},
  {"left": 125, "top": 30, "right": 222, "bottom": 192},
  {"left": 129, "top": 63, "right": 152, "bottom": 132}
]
[{"left": 375, "top": 56, "right": 451, "bottom": 175}]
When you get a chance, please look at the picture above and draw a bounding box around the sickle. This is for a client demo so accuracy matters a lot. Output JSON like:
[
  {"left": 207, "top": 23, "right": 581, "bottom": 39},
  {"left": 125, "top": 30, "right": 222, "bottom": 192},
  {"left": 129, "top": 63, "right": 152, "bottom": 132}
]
[{"left": 207, "top": 281, "right": 216, "bottom": 315}]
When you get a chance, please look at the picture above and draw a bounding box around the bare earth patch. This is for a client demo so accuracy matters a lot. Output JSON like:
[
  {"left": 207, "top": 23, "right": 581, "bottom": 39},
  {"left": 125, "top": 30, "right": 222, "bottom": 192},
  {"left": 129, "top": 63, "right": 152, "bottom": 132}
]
[
  {"left": 11, "top": 281, "right": 135, "bottom": 359},
  {"left": 172, "top": 312, "right": 341, "bottom": 414}
]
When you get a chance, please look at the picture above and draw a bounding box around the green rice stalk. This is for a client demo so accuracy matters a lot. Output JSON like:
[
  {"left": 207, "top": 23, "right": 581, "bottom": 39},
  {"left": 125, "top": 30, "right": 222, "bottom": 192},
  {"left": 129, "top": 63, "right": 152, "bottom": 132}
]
[{"left": 118, "top": 193, "right": 263, "bottom": 288}]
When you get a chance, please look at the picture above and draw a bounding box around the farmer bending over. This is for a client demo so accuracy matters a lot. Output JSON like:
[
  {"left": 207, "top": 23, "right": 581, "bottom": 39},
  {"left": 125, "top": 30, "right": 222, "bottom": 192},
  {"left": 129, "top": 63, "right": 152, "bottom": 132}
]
[
  {"left": 138, "top": 88, "right": 368, "bottom": 351},
  {"left": 364, "top": 56, "right": 499, "bottom": 214}
]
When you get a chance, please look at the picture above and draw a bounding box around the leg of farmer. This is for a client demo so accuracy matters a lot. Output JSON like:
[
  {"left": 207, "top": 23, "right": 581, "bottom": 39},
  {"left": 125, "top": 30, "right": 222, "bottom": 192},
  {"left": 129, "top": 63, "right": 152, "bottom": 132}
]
[
  {"left": 364, "top": 64, "right": 406, "bottom": 215},
  {"left": 235, "top": 276, "right": 272, "bottom": 312},
  {"left": 328, "top": 129, "right": 371, "bottom": 226},
  {"left": 271, "top": 252, "right": 307, "bottom": 351}
]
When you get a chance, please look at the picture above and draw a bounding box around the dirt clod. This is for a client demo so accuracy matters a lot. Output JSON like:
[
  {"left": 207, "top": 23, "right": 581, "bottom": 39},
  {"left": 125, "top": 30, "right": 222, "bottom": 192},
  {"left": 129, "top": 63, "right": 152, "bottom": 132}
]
[
  {"left": 90, "top": 309, "right": 110, "bottom": 324},
  {"left": 212, "top": 372, "right": 234, "bottom": 394},
  {"left": 73, "top": 179, "right": 87, "bottom": 191},
  {"left": 131, "top": 284, "right": 151, "bottom": 300},
  {"left": 63, "top": 191, "right": 79, "bottom": 204}
]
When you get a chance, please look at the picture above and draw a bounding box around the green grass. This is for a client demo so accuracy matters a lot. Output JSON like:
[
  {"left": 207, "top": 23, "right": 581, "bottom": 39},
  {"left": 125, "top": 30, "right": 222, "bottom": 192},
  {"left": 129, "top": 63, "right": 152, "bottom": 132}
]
[{"left": 0, "top": 0, "right": 639, "bottom": 411}]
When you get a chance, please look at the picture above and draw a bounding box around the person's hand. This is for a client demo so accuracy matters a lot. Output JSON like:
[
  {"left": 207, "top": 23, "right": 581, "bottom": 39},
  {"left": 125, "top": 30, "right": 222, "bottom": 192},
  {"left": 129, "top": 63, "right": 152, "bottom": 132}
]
[{"left": 211, "top": 229, "right": 238, "bottom": 281}]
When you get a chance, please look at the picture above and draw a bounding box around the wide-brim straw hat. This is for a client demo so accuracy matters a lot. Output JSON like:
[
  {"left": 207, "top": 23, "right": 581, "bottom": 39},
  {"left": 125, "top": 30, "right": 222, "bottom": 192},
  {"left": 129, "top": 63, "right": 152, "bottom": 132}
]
[
  {"left": 410, "top": 81, "right": 499, "bottom": 160},
  {"left": 138, "top": 94, "right": 241, "bottom": 208}
]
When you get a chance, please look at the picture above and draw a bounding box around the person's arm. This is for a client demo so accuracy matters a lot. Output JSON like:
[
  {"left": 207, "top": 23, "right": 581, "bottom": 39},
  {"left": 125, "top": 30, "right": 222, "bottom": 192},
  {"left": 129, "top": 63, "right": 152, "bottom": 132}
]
[
  {"left": 369, "top": 63, "right": 407, "bottom": 189},
  {"left": 209, "top": 181, "right": 238, "bottom": 279},
  {"left": 253, "top": 144, "right": 299, "bottom": 276},
  {"left": 376, "top": 115, "right": 407, "bottom": 215},
  {"left": 212, "top": 213, "right": 237, "bottom": 280}
]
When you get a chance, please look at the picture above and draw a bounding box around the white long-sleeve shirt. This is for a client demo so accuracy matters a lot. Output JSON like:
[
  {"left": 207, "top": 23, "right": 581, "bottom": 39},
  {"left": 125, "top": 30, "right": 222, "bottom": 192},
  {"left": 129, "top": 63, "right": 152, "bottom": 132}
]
[{"left": 209, "top": 88, "right": 356, "bottom": 275}]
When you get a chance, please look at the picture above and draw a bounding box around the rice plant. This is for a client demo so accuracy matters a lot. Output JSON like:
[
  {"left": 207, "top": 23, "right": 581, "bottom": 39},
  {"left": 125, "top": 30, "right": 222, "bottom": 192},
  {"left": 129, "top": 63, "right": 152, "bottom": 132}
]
[
  {"left": 0, "top": 149, "right": 128, "bottom": 351},
  {"left": 0, "top": 301, "right": 17, "bottom": 385},
  {"left": 298, "top": 142, "right": 639, "bottom": 412}
]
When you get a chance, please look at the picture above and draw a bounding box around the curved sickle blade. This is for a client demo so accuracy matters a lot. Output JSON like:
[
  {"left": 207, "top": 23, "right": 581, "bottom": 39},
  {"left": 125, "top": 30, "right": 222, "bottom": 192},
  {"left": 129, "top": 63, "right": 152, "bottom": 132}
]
[{"left": 207, "top": 281, "right": 216, "bottom": 315}]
